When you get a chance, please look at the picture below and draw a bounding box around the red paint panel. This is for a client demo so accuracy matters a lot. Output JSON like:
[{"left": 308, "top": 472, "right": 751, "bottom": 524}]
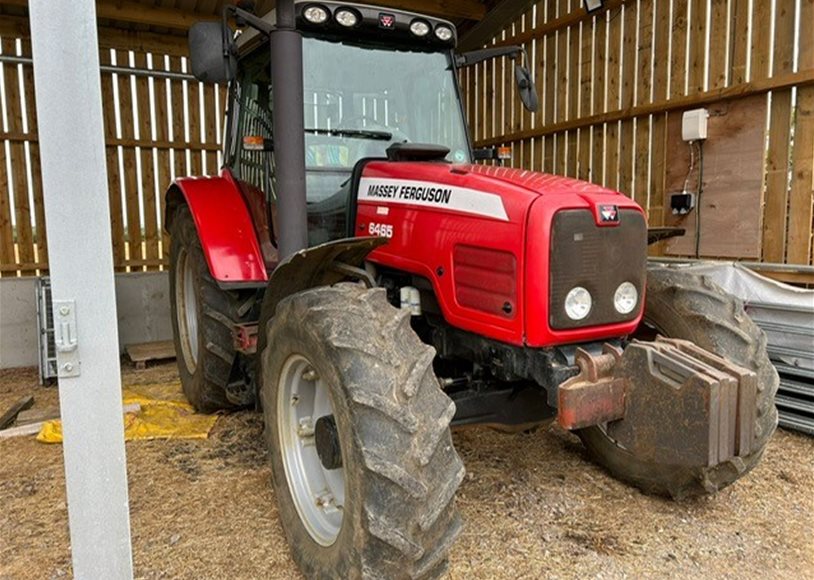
[
  {"left": 453, "top": 245, "right": 517, "bottom": 317},
  {"left": 172, "top": 170, "right": 268, "bottom": 283}
]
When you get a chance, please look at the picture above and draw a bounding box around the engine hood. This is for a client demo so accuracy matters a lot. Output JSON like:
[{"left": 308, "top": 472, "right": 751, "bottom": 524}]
[{"left": 359, "top": 160, "right": 639, "bottom": 226}]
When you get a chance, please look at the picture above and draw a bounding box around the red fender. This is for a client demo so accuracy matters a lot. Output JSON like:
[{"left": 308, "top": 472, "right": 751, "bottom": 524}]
[{"left": 165, "top": 170, "right": 268, "bottom": 284}]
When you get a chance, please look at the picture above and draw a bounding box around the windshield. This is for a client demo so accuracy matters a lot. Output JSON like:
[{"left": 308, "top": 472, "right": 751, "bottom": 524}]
[{"left": 302, "top": 37, "right": 471, "bottom": 202}]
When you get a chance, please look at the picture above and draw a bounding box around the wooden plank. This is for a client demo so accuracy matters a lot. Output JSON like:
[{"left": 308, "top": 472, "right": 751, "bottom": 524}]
[
  {"left": 20, "top": 38, "right": 46, "bottom": 271},
  {"left": 134, "top": 52, "right": 159, "bottom": 271},
  {"left": 652, "top": 0, "right": 670, "bottom": 102},
  {"left": 774, "top": 0, "right": 796, "bottom": 77},
  {"left": 762, "top": 91, "right": 793, "bottom": 262},
  {"left": 188, "top": 78, "right": 203, "bottom": 176},
  {"left": 0, "top": 67, "right": 17, "bottom": 276},
  {"left": 169, "top": 57, "right": 187, "bottom": 179},
  {"left": 787, "top": 86, "right": 814, "bottom": 264},
  {"left": 16, "top": 406, "right": 60, "bottom": 426},
  {"left": 687, "top": 0, "right": 707, "bottom": 94},
  {"left": 100, "top": 51, "right": 126, "bottom": 271},
  {"left": 634, "top": 116, "right": 650, "bottom": 208},
  {"left": 729, "top": 0, "right": 749, "bottom": 85},
  {"left": 568, "top": 19, "right": 580, "bottom": 122},
  {"left": 708, "top": 0, "right": 728, "bottom": 90},
  {"left": 670, "top": 0, "right": 689, "bottom": 98},
  {"left": 116, "top": 50, "right": 143, "bottom": 271},
  {"left": 604, "top": 3, "right": 622, "bottom": 189},
  {"left": 126, "top": 340, "right": 176, "bottom": 369},
  {"left": 2, "top": 38, "right": 35, "bottom": 276},
  {"left": 750, "top": 0, "right": 771, "bottom": 82},
  {"left": 0, "top": 395, "right": 34, "bottom": 430},
  {"left": 591, "top": 11, "right": 607, "bottom": 184},
  {"left": 204, "top": 84, "right": 220, "bottom": 174},
  {"left": 649, "top": 111, "right": 668, "bottom": 256},
  {"left": 665, "top": 95, "right": 767, "bottom": 258},
  {"left": 154, "top": 56, "right": 172, "bottom": 259},
  {"left": 617, "top": 3, "right": 637, "bottom": 196}
]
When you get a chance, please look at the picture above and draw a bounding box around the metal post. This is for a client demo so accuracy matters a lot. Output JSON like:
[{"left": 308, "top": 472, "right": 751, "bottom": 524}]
[
  {"left": 271, "top": 0, "right": 309, "bottom": 258},
  {"left": 28, "top": 1, "right": 134, "bottom": 578}
]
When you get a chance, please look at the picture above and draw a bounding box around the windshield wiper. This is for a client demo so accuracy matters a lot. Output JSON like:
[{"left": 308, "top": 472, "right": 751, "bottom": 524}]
[{"left": 305, "top": 128, "right": 393, "bottom": 140}]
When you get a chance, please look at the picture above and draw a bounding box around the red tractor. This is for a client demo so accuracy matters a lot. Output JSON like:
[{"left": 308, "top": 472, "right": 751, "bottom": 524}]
[{"left": 168, "top": 2, "right": 778, "bottom": 577}]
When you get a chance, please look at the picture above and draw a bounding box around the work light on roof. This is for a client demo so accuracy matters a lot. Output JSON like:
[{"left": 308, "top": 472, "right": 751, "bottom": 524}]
[
  {"left": 434, "top": 25, "right": 453, "bottom": 41},
  {"left": 335, "top": 7, "right": 359, "bottom": 27},
  {"left": 303, "top": 4, "right": 330, "bottom": 24},
  {"left": 410, "top": 19, "right": 430, "bottom": 37}
]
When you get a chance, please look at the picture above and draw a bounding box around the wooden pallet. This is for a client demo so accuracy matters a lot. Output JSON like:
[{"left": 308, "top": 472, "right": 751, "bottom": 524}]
[{"left": 126, "top": 340, "right": 176, "bottom": 370}]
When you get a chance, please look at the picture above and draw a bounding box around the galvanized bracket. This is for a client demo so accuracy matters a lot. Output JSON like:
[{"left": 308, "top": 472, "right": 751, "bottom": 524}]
[{"left": 53, "top": 299, "right": 81, "bottom": 377}]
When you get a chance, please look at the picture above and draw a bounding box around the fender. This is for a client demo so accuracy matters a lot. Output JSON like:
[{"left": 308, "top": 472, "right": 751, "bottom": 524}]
[
  {"left": 254, "top": 236, "right": 388, "bottom": 399},
  {"left": 165, "top": 170, "right": 268, "bottom": 285}
]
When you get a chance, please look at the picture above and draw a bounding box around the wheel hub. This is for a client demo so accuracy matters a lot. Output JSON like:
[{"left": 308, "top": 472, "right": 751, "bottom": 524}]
[
  {"left": 315, "top": 415, "right": 343, "bottom": 470},
  {"left": 277, "top": 355, "right": 345, "bottom": 546}
]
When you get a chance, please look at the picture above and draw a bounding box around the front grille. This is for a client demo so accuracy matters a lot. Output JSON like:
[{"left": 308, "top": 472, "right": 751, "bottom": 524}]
[{"left": 549, "top": 209, "right": 647, "bottom": 330}]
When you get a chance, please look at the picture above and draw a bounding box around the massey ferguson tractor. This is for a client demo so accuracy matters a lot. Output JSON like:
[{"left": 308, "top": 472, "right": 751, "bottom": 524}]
[{"left": 167, "top": 1, "right": 778, "bottom": 577}]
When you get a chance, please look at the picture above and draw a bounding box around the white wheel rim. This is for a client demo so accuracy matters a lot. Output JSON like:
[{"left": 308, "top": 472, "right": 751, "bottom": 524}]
[
  {"left": 277, "top": 354, "right": 345, "bottom": 546},
  {"left": 175, "top": 248, "right": 199, "bottom": 373}
]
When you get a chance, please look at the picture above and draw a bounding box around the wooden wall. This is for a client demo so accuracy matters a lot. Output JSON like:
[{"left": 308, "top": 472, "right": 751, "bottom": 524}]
[
  {"left": 463, "top": 0, "right": 814, "bottom": 267},
  {"left": 0, "top": 25, "right": 224, "bottom": 277}
]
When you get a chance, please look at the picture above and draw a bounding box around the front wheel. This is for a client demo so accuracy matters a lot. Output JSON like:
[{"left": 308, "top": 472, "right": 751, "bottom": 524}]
[
  {"left": 577, "top": 265, "right": 779, "bottom": 499},
  {"left": 260, "top": 284, "right": 464, "bottom": 579}
]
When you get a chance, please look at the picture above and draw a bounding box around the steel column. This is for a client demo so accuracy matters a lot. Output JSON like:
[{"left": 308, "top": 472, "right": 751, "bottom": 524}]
[{"left": 28, "top": 0, "right": 134, "bottom": 577}]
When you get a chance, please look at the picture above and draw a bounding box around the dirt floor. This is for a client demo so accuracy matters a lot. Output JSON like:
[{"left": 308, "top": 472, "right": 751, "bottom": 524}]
[{"left": 1, "top": 362, "right": 812, "bottom": 580}]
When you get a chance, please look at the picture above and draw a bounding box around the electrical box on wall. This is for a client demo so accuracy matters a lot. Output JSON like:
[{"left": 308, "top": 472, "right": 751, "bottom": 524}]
[
  {"left": 682, "top": 108, "right": 708, "bottom": 141},
  {"left": 671, "top": 192, "right": 696, "bottom": 215}
]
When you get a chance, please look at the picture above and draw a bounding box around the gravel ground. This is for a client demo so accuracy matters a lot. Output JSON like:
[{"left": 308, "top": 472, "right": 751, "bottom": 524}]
[{"left": 1, "top": 362, "right": 812, "bottom": 579}]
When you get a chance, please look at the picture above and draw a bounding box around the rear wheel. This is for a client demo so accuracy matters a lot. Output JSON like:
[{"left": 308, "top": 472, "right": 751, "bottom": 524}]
[
  {"left": 169, "top": 205, "right": 254, "bottom": 412},
  {"left": 577, "top": 265, "right": 779, "bottom": 498},
  {"left": 260, "top": 284, "right": 464, "bottom": 579}
]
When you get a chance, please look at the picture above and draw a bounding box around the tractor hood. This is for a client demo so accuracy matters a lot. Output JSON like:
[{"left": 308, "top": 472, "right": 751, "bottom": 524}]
[{"left": 358, "top": 160, "right": 639, "bottom": 226}]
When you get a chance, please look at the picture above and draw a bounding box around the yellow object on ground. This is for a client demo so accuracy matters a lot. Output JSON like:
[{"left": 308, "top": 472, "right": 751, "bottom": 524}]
[{"left": 37, "top": 382, "right": 218, "bottom": 443}]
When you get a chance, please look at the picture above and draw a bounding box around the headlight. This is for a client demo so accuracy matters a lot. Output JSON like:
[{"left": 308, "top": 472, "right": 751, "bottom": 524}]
[
  {"left": 564, "top": 287, "right": 592, "bottom": 321},
  {"left": 613, "top": 282, "right": 638, "bottom": 314},
  {"left": 410, "top": 19, "right": 430, "bottom": 36},
  {"left": 434, "top": 25, "right": 454, "bottom": 41},
  {"left": 303, "top": 5, "right": 329, "bottom": 24},
  {"left": 335, "top": 8, "right": 359, "bottom": 27}
]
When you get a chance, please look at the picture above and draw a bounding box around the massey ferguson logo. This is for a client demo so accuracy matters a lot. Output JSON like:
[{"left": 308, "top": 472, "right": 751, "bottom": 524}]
[
  {"left": 599, "top": 205, "right": 619, "bottom": 223},
  {"left": 379, "top": 13, "right": 395, "bottom": 28}
]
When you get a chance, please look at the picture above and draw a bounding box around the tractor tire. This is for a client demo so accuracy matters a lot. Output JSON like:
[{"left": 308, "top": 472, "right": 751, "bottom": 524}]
[
  {"left": 577, "top": 265, "right": 779, "bottom": 499},
  {"left": 260, "top": 284, "right": 464, "bottom": 579},
  {"left": 169, "top": 205, "right": 253, "bottom": 412}
]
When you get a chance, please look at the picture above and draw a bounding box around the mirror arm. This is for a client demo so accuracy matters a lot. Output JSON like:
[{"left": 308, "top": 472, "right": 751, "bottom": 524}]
[
  {"left": 455, "top": 45, "right": 524, "bottom": 68},
  {"left": 223, "top": 5, "right": 275, "bottom": 37}
]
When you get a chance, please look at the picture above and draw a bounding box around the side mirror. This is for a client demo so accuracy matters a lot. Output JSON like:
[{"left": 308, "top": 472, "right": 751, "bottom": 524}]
[
  {"left": 188, "top": 21, "right": 237, "bottom": 84},
  {"left": 514, "top": 65, "right": 538, "bottom": 113}
]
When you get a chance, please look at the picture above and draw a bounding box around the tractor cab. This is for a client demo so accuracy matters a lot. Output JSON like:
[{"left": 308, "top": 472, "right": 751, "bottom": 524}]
[{"left": 228, "top": 11, "right": 471, "bottom": 246}]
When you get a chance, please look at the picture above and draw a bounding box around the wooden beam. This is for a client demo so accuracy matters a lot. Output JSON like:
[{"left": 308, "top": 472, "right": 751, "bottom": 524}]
[
  {"left": 377, "top": 0, "right": 486, "bottom": 21},
  {"left": 1, "top": 0, "right": 216, "bottom": 30},
  {"left": 475, "top": 68, "right": 814, "bottom": 147},
  {"left": 0, "top": 14, "right": 189, "bottom": 55},
  {"left": 457, "top": 0, "right": 536, "bottom": 51}
]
